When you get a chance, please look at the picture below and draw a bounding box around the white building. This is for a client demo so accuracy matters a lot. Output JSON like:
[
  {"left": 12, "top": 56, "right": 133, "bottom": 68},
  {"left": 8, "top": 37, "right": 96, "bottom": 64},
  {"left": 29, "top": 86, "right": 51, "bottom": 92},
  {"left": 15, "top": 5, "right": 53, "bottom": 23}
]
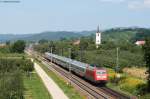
[{"left": 96, "top": 26, "right": 101, "bottom": 48}]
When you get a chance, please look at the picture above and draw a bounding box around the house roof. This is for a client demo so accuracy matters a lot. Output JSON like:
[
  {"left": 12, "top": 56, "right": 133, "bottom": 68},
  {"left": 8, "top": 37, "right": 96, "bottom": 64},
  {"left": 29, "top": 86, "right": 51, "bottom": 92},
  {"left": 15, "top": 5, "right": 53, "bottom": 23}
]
[{"left": 135, "top": 41, "right": 145, "bottom": 45}]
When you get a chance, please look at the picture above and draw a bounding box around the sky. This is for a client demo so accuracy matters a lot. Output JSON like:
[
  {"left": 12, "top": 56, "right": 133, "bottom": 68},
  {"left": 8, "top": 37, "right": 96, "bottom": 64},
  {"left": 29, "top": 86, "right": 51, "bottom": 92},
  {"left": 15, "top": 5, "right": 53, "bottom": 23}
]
[{"left": 0, "top": 0, "right": 150, "bottom": 34}]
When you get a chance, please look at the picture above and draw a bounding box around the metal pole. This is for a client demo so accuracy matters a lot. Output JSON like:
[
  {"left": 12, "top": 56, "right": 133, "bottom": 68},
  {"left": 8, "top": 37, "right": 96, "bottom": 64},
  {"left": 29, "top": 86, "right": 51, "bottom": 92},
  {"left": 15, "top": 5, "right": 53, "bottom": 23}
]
[
  {"left": 80, "top": 47, "right": 82, "bottom": 61},
  {"left": 51, "top": 47, "right": 53, "bottom": 62},
  {"left": 115, "top": 47, "right": 120, "bottom": 84},
  {"left": 116, "top": 47, "right": 119, "bottom": 72},
  {"left": 68, "top": 48, "right": 71, "bottom": 85}
]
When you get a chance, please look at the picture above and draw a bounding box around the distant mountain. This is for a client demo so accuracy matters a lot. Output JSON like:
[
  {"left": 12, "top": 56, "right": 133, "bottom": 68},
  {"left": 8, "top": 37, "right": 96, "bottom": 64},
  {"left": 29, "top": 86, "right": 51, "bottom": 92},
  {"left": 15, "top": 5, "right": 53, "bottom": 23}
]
[
  {"left": 76, "top": 30, "right": 95, "bottom": 36},
  {"left": 0, "top": 27, "right": 149, "bottom": 42},
  {"left": 0, "top": 34, "right": 32, "bottom": 42},
  {"left": 20, "top": 31, "right": 83, "bottom": 41},
  {"left": 0, "top": 31, "right": 83, "bottom": 42}
]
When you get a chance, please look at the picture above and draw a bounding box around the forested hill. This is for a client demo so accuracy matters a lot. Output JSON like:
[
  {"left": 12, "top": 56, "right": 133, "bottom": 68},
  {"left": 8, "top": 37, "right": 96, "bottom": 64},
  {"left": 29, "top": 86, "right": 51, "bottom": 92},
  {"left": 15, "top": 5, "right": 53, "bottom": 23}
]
[
  {"left": 0, "top": 27, "right": 150, "bottom": 42},
  {"left": 101, "top": 27, "right": 150, "bottom": 42}
]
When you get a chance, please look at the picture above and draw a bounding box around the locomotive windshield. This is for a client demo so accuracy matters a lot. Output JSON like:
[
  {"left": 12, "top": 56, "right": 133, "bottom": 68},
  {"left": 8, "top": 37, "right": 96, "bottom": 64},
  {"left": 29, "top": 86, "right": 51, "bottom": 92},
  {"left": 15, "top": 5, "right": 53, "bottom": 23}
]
[
  {"left": 96, "top": 70, "right": 106, "bottom": 75},
  {"left": 90, "top": 64, "right": 98, "bottom": 67}
]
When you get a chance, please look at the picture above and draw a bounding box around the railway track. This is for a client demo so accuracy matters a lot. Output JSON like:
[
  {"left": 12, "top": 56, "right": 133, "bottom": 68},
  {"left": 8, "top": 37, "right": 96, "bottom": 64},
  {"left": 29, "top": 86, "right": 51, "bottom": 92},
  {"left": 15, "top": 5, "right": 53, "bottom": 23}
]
[
  {"left": 29, "top": 51, "right": 132, "bottom": 99},
  {"left": 42, "top": 58, "right": 109, "bottom": 99},
  {"left": 98, "top": 87, "right": 130, "bottom": 99}
]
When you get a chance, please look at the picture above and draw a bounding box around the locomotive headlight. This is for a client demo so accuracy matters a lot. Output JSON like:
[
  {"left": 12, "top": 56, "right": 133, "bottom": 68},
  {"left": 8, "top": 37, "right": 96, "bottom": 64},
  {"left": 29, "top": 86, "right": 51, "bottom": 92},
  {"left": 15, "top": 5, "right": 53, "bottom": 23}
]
[
  {"left": 97, "top": 76, "right": 106, "bottom": 79},
  {"left": 102, "top": 76, "right": 106, "bottom": 78}
]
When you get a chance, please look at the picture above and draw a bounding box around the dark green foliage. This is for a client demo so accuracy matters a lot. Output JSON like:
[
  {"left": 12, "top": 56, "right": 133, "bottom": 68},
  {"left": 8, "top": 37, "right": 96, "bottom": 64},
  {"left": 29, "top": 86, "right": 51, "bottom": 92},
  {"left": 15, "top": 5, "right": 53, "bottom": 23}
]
[
  {"left": 136, "top": 83, "right": 148, "bottom": 95},
  {"left": 133, "top": 29, "right": 150, "bottom": 42},
  {"left": 0, "top": 58, "right": 34, "bottom": 99},
  {"left": 38, "top": 39, "right": 48, "bottom": 44},
  {"left": 6, "top": 41, "right": 10, "bottom": 45},
  {"left": 21, "top": 60, "right": 34, "bottom": 73},
  {"left": 34, "top": 43, "right": 50, "bottom": 53},
  {"left": 70, "top": 48, "right": 78, "bottom": 59},
  {"left": 0, "top": 71, "right": 23, "bottom": 99},
  {"left": 11, "top": 40, "right": 26, "bottom": 53},
  {"left": 143, "top": 37, "right": 150, "bottom": 91}
]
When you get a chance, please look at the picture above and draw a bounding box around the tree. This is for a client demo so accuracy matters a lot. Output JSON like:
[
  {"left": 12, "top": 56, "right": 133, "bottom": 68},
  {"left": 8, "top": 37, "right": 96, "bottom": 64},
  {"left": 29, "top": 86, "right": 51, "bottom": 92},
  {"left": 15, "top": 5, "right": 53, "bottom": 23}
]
[
  {"left": 70, "top": 48, "right": 78, "bottom": 59},
  {"left": 79, "top": 38, "right": 89, "bottom": 50},
  {"left": 143, "top": 37, "right": 150, "bottom": 91},
  {"left": 11, "top": 40, "right": 26, "bottom": 53},
  {"left": 22, "top": 60, "right": 34, "bottom": 73},
  {"left": 6, "top": 41, "right": 10, "bottom": 45},
  {"left": 38, "top": 39, "right": 48, "bottom": 44}
]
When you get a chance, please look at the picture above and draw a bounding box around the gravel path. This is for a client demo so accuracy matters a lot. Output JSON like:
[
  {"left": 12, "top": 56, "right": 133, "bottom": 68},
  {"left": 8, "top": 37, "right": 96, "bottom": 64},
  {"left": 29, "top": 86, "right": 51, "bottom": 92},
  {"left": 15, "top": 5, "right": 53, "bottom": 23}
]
[{"left": 34, "top": 62, "right": 69, "bottom": 99}]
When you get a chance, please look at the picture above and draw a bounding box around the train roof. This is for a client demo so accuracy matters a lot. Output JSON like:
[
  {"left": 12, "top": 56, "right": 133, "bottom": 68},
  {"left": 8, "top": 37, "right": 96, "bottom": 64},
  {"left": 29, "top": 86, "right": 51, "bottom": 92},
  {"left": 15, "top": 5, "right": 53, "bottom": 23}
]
[
  {"left": 45, "top": 52, "right": 87, "bottom": 69},
  {"left": 45, "top": 52, "right": 105, "bottom": 70}
]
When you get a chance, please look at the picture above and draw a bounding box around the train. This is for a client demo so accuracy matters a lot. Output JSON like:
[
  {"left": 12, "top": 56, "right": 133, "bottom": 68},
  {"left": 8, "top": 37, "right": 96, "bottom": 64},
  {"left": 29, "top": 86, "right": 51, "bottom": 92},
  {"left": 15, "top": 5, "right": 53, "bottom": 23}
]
[{"left": 45, "top": 52, "right": 108, "bottom": 84}]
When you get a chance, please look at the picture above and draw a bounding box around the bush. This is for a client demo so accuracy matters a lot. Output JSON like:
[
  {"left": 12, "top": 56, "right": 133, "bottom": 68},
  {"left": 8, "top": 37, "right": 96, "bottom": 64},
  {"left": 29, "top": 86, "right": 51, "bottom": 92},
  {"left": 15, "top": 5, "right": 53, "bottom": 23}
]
[
  {"left": 0, "top": 70, "right": 23, "bottom": 99},
  {"left": 107, "top": 69, "right": 116, "bottom": 82},
  {"left": 119, "top": 77, "right": 145, "bottom": 94},
  {"left": 136, "top": 83, "right": 148, "bottom": 95},
  {"left": 11, "top": 40, "right": 26, "bottom": 53}
]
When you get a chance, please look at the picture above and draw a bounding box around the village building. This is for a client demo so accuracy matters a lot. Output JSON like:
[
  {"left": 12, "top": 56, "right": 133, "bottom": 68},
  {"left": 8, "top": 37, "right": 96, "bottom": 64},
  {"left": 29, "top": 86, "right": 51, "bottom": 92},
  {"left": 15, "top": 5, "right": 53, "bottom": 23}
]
[{"left": 135, "top": 40, "right": 145, "bottom": 46}]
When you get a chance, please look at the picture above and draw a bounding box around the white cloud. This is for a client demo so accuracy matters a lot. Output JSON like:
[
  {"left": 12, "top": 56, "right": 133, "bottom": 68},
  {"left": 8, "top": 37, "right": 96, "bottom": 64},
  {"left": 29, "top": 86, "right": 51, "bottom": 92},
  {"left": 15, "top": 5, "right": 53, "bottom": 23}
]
[
  {"left": 99, "top": 0, "right": 150, "bottom": 10},
  {"left": 128, "top": 0, "right": 150, "bottom": 10}
]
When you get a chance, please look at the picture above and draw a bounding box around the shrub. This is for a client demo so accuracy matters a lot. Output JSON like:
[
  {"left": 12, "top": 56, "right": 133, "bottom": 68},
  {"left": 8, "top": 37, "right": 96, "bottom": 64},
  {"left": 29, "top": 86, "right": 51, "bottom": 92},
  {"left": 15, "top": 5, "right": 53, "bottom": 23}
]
[
  {"left": 10, "top": 40, "right": 26, "bottom": 53},
  {"left": 136, "top": 83, "right": 148, "bottom": 95},
  {"left": 119, "top": 77, "right": 145, "bottom": 94},
  {"left": 107, "top": 69, "right": 116, "bottom": 82}
]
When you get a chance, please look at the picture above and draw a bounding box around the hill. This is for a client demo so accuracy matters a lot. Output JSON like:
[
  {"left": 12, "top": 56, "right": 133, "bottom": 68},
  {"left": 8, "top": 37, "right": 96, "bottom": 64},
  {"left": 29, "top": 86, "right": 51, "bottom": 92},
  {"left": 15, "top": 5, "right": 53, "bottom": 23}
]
[
  {"left": 0, "top": 34, "right": 32, "bottom": 42},
  {"left": 101, "top": 27, "right": 150, "bottom": 42},
  {"left": 21, "top": 31, "right": 82, "bottom": 41},
  {"left": 0, "top": 31, "right": 82, "bottom": 42},
  {"left": 0, "top": 27, "right": 150, "bottom": 42}
]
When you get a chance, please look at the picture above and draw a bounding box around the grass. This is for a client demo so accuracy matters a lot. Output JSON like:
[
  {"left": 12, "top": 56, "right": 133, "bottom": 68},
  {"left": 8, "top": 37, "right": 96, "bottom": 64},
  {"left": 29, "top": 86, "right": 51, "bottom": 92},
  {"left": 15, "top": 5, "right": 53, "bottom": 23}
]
[
  {"left": 106, "top": 68, "right": 134, "bottom": 96},
  {"left": 0, "top": 52, "right": 27, "bottom": 57},
  {"left": 140, "top": 94, "right": 150, "bottom": 99},
  {"left": 23, "top": 72, "right": 52, "bottom": 99},
  {"left": 35, "top": 60, "right": 85, "bottom": 99}
]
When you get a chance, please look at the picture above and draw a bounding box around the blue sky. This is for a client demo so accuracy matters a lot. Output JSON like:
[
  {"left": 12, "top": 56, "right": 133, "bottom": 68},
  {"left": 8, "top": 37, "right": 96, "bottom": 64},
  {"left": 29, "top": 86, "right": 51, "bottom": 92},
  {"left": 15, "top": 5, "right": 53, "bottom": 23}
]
[{"left": 0, "top": 0, "right": 150, "bottom": 34}]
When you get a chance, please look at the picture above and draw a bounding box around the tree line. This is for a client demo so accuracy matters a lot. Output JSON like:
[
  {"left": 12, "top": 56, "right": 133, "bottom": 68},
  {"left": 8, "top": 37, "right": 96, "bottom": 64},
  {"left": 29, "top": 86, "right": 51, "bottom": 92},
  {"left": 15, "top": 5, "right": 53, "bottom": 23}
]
[
  {"left": 34, "top": 36, "right": 144, "bottom": 70},
  {"left": 0, "top": 40, "right": 26, "bottom": 53}
]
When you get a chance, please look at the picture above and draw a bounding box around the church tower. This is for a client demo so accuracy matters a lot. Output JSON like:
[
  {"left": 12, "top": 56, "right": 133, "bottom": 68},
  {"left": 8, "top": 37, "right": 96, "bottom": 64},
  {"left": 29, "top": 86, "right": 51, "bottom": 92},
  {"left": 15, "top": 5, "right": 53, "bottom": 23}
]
[{"left": 96, "top": 26, "right": 101, "bottom": 48}]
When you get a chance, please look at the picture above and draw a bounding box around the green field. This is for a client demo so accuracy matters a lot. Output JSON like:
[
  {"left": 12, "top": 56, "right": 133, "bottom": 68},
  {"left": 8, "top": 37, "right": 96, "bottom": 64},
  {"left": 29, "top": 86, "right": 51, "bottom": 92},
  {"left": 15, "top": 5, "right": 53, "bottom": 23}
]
[
  {"left": 23, "top": 73, "right": 52, "bottom": 99},
  {"left": 35, "top": 60, "right": 84, "bottom": 99},
  {"left": 0, "top": 52, "right": 26, "bottom": 57}
]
